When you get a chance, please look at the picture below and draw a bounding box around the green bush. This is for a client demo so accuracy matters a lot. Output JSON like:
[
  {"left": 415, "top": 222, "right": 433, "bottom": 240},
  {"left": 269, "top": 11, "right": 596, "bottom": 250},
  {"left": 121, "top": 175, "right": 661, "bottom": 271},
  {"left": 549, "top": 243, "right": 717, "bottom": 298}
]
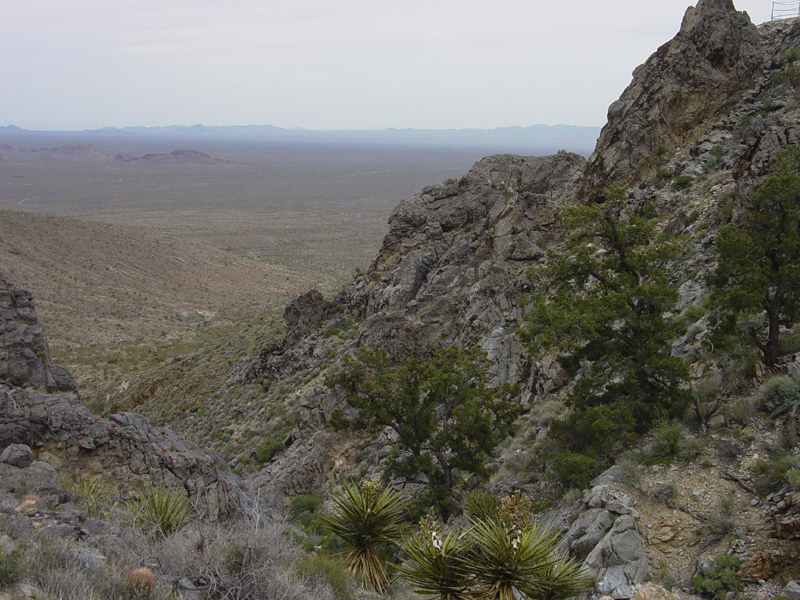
[
  {"left": 253, "top": 439, "right": 284, "bottom": 464},
  {"left": 551, "top": 452, "right": 602, "bottom": 490},
  {"left": 0, "top": 550, "right": 21, "bottom": 588},
  {"left": 693, "top": 555, "right": 741, "bottom": 600},
  {"left": 463, "top": 489, "right": 499, "bottom": 523},
  {"left": 759, "top": 375, "right": 800, "bottom": 413},
  {"left": 289, "top": 492, "right": 326, "bottom": 536},
  {"left": 673, "top": 175, "right": 693, "bottom": 191},
  {"left": 752, "top": 453, "right": 800, "bottom": 493},
  {"left": 652, "top": 421, "right": 682, "bottom": 457},
  {"left": 132, "top": 485, "right": 193, "bottom": 538}
]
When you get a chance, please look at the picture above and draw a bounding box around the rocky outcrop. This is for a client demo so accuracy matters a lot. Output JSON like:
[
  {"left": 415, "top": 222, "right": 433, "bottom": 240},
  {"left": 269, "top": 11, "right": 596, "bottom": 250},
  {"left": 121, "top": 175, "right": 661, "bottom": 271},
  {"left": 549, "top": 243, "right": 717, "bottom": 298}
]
[
  {"left": 0, "top": 273, "right": 76, "bottom": 393},
  {"left": 578, "top": 0, "right": 763, "bottom": 201},
  {"left": 0, "top": 383, "right": 242, "bottom": 520},
  {"left": 543, "top": 478, "right": 648, "bottom": 600}
]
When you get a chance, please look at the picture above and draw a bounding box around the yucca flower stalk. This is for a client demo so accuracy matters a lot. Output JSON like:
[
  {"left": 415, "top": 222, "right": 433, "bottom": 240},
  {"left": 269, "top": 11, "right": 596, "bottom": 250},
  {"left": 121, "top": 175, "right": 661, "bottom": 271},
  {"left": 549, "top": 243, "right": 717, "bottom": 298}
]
[
  {"left": 398, "top": 508, "right": 471, "bottom": 600},
  {"left": 321, "top": 480, "right": 406, "bottom": 592},
  {"left": 465, "top": 519, "right": 591, "bottom": 600}
]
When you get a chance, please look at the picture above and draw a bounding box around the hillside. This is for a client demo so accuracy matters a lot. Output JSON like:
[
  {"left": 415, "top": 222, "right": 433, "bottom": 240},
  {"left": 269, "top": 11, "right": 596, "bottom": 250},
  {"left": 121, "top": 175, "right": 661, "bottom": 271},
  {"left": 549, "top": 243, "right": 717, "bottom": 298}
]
[
  {"left": 0, "top": 208, "right": 314, "bottom": 350},
  {"left": 4, "top": 2, "right": 800, "bottom": 600}
]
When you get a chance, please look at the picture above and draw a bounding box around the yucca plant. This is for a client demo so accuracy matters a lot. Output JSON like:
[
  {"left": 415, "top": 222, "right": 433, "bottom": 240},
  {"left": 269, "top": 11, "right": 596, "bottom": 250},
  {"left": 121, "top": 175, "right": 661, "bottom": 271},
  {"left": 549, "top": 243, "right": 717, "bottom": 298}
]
[
  {"left": 321, "top": 480, "right": 406, "bottom": 592},
  {"left": 465, "top": 490, "right": 591, "bottom": 600},
  {"left": 133, "top": 485, "right": 193, "bottom": 538},
  {"left": 398, "top": 508, "right": 471, "bottom": 600},
  {"left": 463, "top": 489, "right": 499, "bottom": 524}
]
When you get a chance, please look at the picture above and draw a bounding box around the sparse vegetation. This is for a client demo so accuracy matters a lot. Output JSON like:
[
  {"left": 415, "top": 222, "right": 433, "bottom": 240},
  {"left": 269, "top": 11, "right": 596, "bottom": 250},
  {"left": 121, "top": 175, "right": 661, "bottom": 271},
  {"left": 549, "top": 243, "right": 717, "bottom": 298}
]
[{"left": 692, "top": 555, "right": 741, "bottom": 600}]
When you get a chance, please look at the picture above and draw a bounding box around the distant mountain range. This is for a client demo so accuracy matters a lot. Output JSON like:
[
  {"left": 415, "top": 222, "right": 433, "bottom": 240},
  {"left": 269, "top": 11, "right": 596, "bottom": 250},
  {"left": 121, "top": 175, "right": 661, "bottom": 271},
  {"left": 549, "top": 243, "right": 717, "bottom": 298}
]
[{"left": 0, "top": 123, "right": 601, "bottom": 156}]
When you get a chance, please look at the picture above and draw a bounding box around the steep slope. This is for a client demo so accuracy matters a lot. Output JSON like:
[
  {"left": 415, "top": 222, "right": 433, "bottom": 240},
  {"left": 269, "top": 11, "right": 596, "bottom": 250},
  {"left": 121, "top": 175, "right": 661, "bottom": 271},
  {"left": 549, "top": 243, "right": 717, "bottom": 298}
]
[{"left": 238, "top": 2, "right": 800, "bottom": 596}]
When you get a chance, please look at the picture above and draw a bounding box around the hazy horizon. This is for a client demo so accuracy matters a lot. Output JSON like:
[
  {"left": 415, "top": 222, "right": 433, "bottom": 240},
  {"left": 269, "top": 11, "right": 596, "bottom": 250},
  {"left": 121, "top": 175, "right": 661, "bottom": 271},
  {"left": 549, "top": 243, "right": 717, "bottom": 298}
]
[{"left": 2, "top": 1, "right": 774, "bottom": 132}]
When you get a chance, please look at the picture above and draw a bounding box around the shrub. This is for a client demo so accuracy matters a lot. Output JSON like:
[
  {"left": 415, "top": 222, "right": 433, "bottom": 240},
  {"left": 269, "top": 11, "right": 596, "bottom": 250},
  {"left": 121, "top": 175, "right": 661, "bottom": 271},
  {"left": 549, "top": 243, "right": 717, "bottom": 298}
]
[
  {"left": 253, "top": 439, "right": 284, "bottom": 464},
  {"left": 673, "top": 175, "right": 693, "bottom": 191},
  {"left": 551, "top": 452, "right": 602, "bottom": 490},
  {"left": 759, "top": 375, "right": 800, "bottom": 413},
  {"left": 693, "top": 555, "right": 741, "bottom": 600},
  {"left": 752, "top": 453, "right": 800, "bottom": 493},
  {"left": 652, "top": 421, "right": 682, "bottom": 457},
  {"left": 0, "top": 550, "right": 21, "bottom": 588},
  {"left": 133, "top": 485, "right": 193, "bottom": 538},
  {"left": 295, "top": 554, "right": 354, "bottom": 599},
  {"left": 463, "top": 489, "right": 499, "bottom": 523}
]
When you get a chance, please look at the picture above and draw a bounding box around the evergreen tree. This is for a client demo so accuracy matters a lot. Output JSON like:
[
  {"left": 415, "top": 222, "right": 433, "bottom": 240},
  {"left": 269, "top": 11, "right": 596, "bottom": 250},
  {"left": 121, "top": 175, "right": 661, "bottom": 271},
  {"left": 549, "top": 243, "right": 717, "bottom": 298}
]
[
  {"left": 522, "top": 185, "right": 689, "bottom": 465},
  {"left": 710, "top": 144, "right": 800, "bottom": 366},
  {"left": 325, "top": 346, "right": 520, "bottom": 520}
]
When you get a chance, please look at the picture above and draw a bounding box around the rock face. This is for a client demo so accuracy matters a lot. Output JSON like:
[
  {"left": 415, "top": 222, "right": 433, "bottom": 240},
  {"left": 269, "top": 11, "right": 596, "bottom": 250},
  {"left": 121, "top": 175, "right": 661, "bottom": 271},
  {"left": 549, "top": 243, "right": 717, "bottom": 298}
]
[
  {"left": 578, "top": 0, "right": 763, "bottom": 201},
  {"left": 543, "top": 479, "right": 648, "bottom": 600},
  {"left": 0, "top": 273, "right": 76, "bottom": 393},
  {"left": 0, "top": 383, "right": 242, "bottom": 520},
  {"left": 0, "top": 273, "right": 242, "bottom": 520}
]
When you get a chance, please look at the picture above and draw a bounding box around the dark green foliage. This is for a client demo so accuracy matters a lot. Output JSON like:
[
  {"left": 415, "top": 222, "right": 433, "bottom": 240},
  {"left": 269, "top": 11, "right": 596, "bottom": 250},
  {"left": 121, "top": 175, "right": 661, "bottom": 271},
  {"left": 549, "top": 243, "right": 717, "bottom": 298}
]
[
  {"left": 673, "top": 175, "right": 693, "bottom": 191},
  {"left": 692, "top": 555, "right": 741, "bottom": 600},
  {"left": 326, "top": 346, "right": 521, "bottom": 519},
  {"left": 652, "top": 421, "right": 683, "bottom": 457},
  {"left": 290, "top": 493, "right": 326, "bottom": 536},
  {"left": 709, "top": 144, "right": 800, "bottom": 366},
  {"left": 551, "top": 452, "right": 602, "bottom": 490},
  {"left": 0, "top": 550, "right": 21, "bottom": 588},
  {"left": 759, "top": 375, "right": 800, "bottom": 413},
  {"left": 522, "top": 184, "right": 689, "bottom": 469},
  {"left": 253, "top": 439, "right": 284, "bottom": 464}
]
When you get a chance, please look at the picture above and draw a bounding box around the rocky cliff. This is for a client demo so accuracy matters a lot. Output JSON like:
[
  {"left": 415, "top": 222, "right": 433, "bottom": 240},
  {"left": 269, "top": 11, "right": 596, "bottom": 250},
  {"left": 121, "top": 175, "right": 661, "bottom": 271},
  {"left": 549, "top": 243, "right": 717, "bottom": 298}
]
[
  {"left": 0, "top": 273, "right": 76, "bottom": 393},
  {"left": 0, "top": 272, "right": 243, "bottom": 521},
  {"left": 247, "top": 1, "right": 800, "bottom": 596}
]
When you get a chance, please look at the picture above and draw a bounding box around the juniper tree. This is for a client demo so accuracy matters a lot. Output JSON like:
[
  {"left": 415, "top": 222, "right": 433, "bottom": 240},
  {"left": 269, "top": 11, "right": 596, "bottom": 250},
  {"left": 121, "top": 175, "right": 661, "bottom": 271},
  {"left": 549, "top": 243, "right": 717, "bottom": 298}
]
[
  {"left": 522, "top": 184, "right": 689, "bottom": 465},
  {"left": 710, "top": 144, "right": 800, "bottom": 366},
  {"left": 325, "top": 346, "right": 520, "bottom": 520}
]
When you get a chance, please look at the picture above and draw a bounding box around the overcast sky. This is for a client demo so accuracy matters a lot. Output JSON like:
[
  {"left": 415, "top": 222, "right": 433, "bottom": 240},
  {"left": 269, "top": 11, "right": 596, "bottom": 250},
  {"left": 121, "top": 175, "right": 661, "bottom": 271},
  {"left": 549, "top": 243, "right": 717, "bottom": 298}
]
[{"left": 1, "top": 0, "right": 775, "bottom": 131}]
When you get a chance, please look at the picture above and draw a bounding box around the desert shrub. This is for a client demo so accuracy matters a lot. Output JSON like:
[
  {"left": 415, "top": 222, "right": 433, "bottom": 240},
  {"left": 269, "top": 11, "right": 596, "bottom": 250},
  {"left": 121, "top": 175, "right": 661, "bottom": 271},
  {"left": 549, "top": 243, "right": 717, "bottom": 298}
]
[
  {"left": 551, "top": 452, "right": 601, "bottom": 490},
  {"left": 752, "top": 453, "right": 800, "bottom": 492},
  {"left": 652, "top": 421, "right": 683, "bottom": 457},
  {"left": 684, "top": 303, "right": 706, "bottom": 324},
  {"left": 0, "top": 549, "right": 21, "bottom": 588},
  {"left": 132, "top": 485, "right": 193, "bottom": 538},
  {"left": 722, "top": 397, "right": 758, "bottom": 426},
  {"left": 290, "top": 493, "right": 326, "bottom": 536},
  {"left": 673, "top": 175, "right": 693, "bottom": 191},
  {"left": 706, "top": 496, "right": 736, "bottom": 542},
  {"left": 296, "top": 554, "right": 354, "bottom": 600},
  {"left": 463, "top": 489, "right": 499, "bottom": 523},
  {"left": 760, "top": 375, "right": 800, "bottom": 413},
  {"left": 615, "top": 458, "right": 642, "bottom": 487},
  {"left": 253, "top": 439, "right": 284, "bottom": 464},
  {"left": 693, "top": 555, "right": 741, "bottom": 600}
]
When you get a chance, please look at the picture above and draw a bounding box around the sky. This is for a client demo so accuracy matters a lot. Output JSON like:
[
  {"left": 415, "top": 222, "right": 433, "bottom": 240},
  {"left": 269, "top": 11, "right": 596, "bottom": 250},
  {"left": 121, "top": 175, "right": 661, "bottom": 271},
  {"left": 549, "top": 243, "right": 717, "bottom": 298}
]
[{"left": 1, "top": 0, "right": 777, "bottom": 131}]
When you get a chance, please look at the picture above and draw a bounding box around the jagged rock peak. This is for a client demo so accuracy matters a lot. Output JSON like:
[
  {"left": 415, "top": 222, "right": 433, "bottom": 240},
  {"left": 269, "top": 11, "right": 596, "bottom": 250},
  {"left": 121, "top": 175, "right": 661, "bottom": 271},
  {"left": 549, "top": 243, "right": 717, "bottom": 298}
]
[
  {"left": 578, "top": 0, "right": 763, "bottom": 201},
  {"left": 0, "top": 273, "right": 76, "bottom": 393}
]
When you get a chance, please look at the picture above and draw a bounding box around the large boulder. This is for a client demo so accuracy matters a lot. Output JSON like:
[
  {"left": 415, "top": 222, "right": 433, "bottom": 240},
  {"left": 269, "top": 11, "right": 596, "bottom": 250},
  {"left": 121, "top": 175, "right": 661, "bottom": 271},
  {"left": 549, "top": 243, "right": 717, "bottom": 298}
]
[{"left": 578, "top": 0, "right": 763, "bottom": 201}]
